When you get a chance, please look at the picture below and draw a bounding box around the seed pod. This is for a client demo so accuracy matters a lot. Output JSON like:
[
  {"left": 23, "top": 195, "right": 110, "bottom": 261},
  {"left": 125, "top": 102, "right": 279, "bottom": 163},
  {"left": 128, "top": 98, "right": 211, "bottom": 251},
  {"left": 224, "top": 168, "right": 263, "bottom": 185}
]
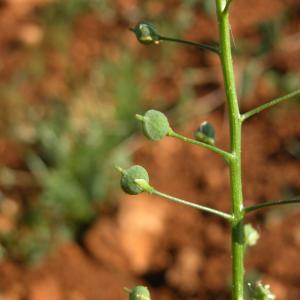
[
  {"left": 126, "top": 286, "right": 151, "bottom": 300},
  {"left": 137, "top": 110, "right": 170, "bottom": 141},
  {"left": 244, "top": 224, "right": 259, "bottom": 247},
  {"left": 120, "top": 165, "right": 149, "bottom": 195},
  {"left": 194, "top": 121, "right": 216, "bottom": 145},
  {"left": 131, "top": 22, "right": 160, "bottom": 45}
]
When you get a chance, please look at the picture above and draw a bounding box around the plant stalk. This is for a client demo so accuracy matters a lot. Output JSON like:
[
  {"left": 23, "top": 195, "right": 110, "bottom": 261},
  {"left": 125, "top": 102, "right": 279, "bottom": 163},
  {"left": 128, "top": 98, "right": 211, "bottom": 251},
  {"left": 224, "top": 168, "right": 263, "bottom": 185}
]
[
  {"left": 151, "top": 189, "right": 233, "bottom": 220},
  {"left": 216, "top": 1, "right": 244, "bottom": 300},
  {"left": 159, "top": 36, "right": 220, "bottom": 54},
  {"left": 168, "top": 129, "right": 232, "bottom": 162},
  {"left": 244, "top": 196, "right": 300, "bottom": 214},
  {"left": 241, "top": 88, "right": 300, "bottom": 121}
]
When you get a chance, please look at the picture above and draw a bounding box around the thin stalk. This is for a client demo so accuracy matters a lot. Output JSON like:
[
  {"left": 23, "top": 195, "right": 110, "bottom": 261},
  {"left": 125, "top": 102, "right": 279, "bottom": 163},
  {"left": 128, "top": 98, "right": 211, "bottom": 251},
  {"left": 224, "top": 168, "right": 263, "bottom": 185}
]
[
  {"left": 168, "top": 129, "right": 232, "bottom": 162},
  {"left": 216, "top": 1, "right": 244, "bottom": 300},
  {"left": 159, "top": 36, "right": 220, "bottom": 54},
  {"left": 241, "top": 88, "right": 300, "bottom": 121},
  {"left": 151, "top": 189, "right": 233, "bottom": 221},
  {"left": 224, "top": 0, "right": 233, "bottom": 13},
  {"left": 244, "top": 196, "right": 300, "bottom": 214},
  {"left": 123, "top": 288, "right": 131, "bottom": 294}
]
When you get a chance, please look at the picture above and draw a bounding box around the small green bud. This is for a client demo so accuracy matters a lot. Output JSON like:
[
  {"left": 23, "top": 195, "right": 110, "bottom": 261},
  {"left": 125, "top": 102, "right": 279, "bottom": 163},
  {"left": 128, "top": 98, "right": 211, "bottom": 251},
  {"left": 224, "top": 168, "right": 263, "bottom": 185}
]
[
  {"left": 125, "top": 286, "right": 151, "bottom": 300},
  {"left": 130, "top": 22, "right": 160, "bottom": 45},
  {"left": 136, "top": 110, "right": 170, "bottom": 141},
  {"left": 194, "top": 121, "right": 216, "bottom": 145},
  {"left": 252, "top": 282, "right": 276, "bottom": 300},
  {"left": 118, "top": 165, "right": 149, "bottom": 195},
  {"left": 244, "top": 224, "right": 260, "bottom": 247}
]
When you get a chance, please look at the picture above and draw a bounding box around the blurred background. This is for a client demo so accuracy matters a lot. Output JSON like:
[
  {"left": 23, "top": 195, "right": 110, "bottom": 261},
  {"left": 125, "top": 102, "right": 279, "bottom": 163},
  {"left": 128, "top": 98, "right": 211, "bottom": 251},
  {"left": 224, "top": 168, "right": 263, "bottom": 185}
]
[{"left": 0, "top": 0, "right": 299, "bottom": 299}]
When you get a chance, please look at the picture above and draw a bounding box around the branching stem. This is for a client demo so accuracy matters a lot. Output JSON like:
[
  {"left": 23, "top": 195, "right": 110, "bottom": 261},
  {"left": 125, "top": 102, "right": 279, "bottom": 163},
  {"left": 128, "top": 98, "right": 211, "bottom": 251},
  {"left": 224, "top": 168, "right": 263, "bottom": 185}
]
[
  {"left": 244, "top": 196, "right": 300, "bottom": 214},
  {"left": 241, "top": 88, "right": 300, "bottom": 121},
  {"left": 151, "top": 189, "right": 233, "bottom": 221},
  {"left": 168, "top": 129, "right": 233, "bottom": 162},
  {"left": 129, "top": 3, "right": 298, "bottom": 300},
  {"left": 159, "top": 36, "right": 220, "bottom": 54}
]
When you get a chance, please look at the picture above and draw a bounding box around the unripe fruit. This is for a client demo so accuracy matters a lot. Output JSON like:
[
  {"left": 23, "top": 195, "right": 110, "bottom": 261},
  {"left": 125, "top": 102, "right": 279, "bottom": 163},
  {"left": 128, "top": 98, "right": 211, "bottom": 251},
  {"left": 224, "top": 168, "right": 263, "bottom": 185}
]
[
  {"left": 137, "top": 110, "right": 170, "bottom": 141},
  {"left": 120, "top": 165, "right": 149, "bottom": 195},
  {"left": 194, "top": 121, "right": 216, "bottom": 145},
  {"left": 131, "top": 22, "right": 160, "bottom": 45},
  {"left": 127, "top": 286, "right": 151, "bottom": 300}
]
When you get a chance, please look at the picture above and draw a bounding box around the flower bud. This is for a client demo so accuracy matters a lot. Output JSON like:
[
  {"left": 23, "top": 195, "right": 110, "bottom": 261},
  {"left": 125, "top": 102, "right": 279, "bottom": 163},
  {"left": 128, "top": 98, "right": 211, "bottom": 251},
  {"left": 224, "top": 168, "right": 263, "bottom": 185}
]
[
  {"left": 194, "top": 121, "right": 216, "bottom": 145},
  {"left": 131, "top": 22, "right": 160, "bottom": 45},
  {"left": 118, "top": 165, "right": 149, "bottom": 195},
  {"left": 125, "top": 286, "right": 151, "bottom": 300},
  {"left": 252, "top": 282, "right": 276, "bottom": 300},
  {"left": 244, "top": 224, "right": 259, "bottom": 247},
  {"left": 136, "top": 110, "right": 170, "bottom": 141}
]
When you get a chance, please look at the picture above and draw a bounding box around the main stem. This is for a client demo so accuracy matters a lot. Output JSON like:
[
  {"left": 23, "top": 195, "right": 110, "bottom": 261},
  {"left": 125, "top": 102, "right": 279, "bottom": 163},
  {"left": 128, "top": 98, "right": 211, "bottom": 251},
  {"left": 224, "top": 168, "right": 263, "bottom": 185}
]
[{"left": 216, "top": 1, "right": 244, "bottom": 300}]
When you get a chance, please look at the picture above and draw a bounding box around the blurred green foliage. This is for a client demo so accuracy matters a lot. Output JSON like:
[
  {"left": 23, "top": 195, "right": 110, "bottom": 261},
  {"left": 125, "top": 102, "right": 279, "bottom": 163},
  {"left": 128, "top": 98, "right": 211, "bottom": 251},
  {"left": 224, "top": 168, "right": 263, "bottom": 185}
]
[
  {"left": 41, "top": 0, "right": 114, "bottom": 24},
  {"left": 0, "top": 50, "right": 156, "bottom": 263},
  {"left": 0, "top": 0, "right": 157, "bottom": 263},
  {"left": 0, "top": 0, "right": 296, "bottom": 266},
  {"left": 237, "top": 14, "right": 299, "bottom": 101},
  {"left": 1, "top": 0, "right": 199, "bottom": 263},
  {"left": 0, "top": 0, "right": 204, "bottom": 263}
]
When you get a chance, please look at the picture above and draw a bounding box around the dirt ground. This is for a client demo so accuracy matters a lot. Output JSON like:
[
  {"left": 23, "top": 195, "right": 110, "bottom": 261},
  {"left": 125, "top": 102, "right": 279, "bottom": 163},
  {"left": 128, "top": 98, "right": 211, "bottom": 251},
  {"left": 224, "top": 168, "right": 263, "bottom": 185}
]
[{"left": 0, "top": 0, "right": 300, "bottom": 299}]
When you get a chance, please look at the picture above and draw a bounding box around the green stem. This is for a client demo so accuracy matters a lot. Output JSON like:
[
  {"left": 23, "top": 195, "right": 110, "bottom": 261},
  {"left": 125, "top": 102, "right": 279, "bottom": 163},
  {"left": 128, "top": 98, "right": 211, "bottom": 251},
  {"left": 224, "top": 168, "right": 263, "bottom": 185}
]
[
  {"left": 241, "top": 88, "right": 300, "bottom": 121},
  {"left": 168, "top": 129, "right": 232, "bottom": 162},
  {"left": 244, "top": 196, "right": 300, "bottom": 214},
  {"left": 123, "top": 287, "right": 132, "bottom": 294},
  {"left": 216, "top": 2, "right": 244, "bottom": 300},
  {"left": 151, "top": 189, "right": 233, "bottom": 221},
  {"left": 224, "top": 0, "right": 233, "bottom": 13},
  {"left": 159, "top": 36, "right": 220, "bottom": 54}
]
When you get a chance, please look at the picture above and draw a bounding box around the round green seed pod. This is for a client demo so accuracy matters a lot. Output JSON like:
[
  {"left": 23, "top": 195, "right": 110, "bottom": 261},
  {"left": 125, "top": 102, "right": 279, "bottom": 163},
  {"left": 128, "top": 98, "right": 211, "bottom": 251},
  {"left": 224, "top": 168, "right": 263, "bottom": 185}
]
[
  {"left": 142, "top": 110, "right": 170, "bottom": 141},
  {"left": 129, "top": 286, "right": 151, "bottom": 300},
  {"left": 120, "top": 165, "right": 149, "bottom": 195},
  {"left": 131, "top": 22, "right": 160, "bottom": 45},
  {"left": 194, "top": 121, "right": 216, "bottom": 145}
]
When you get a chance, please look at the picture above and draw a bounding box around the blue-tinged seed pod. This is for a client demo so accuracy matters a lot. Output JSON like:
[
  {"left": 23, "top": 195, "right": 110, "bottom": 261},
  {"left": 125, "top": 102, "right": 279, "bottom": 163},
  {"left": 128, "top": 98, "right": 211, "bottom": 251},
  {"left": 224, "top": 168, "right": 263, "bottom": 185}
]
[
  {"left": 194, "top": 121, "right": 216, "bottom": 145},
  {"left": 137, "top": 110, "right": 170, "bottom": 141},
  {"left": 131, "top": 22, "right": 161, "bottom": 45},
  {"left": 120, "top": 165, "right": 149, "bottom": 195},
  {"left": 126, "top": 286, "right": 151, "bottom": 300}
]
